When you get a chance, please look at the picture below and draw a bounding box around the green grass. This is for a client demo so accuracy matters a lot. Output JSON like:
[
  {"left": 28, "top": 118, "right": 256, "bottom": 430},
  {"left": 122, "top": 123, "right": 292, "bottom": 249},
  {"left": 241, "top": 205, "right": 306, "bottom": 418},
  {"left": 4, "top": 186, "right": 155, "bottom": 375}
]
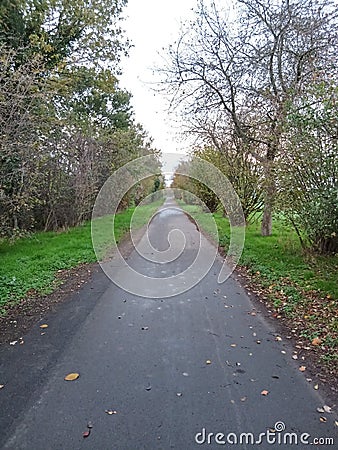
[
  {"left": 0, "top": 200, "right": 163, "bottom": 314},
  {"left": 179, "top": 200, "right": 338, "bottom": 365},
  {"left": 179, "top": 201, "right": 337, "bottom": 299}
]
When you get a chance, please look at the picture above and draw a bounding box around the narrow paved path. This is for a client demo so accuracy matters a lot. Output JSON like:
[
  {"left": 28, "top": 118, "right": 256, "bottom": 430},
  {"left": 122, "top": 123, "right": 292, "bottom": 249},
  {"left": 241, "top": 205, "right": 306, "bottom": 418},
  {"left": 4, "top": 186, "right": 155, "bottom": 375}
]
[{"left": 0, "top": 200, "right": 337, "bottom": 449}]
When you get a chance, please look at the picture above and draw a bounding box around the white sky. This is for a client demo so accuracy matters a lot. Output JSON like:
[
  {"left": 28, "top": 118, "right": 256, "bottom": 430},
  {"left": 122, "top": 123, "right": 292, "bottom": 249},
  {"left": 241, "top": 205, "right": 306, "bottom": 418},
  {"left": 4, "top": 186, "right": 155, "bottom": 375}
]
[
  {"left": 120, "top": 0, "right": 197, "bottom": 162},
  {"left": 120, "top": 0, "right": 335, "bottom": 179}
]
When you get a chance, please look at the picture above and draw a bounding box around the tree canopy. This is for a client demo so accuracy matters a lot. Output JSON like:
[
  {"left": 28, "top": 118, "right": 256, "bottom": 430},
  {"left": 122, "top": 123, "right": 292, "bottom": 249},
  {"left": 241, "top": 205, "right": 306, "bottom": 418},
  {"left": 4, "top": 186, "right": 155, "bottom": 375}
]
[
  {"left": 162, "top": 0, "right": 338, "bottom": 252},
  {"left": 0, "top": 0, "right": 162, "bottom": 237}
]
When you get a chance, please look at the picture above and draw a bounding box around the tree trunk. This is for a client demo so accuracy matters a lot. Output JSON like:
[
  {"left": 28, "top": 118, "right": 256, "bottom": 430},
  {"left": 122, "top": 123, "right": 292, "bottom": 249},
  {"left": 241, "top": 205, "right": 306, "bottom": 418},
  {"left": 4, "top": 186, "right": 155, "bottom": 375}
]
[
  {"left": 261, "top": 161, "right": 275, "bottom": 236},
  {"left": 13, "top": 214, "right": 18, "bottom": 230},
  {"left": 261, "top": 193, "right": 273, "bottom": 236}
]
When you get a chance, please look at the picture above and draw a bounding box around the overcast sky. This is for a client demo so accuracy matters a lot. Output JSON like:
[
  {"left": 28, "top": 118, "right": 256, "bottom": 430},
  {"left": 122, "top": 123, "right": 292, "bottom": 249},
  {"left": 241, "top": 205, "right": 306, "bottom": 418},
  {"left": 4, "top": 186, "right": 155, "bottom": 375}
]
[{"left": 120, "top": 0, "right": 197, "bottom": 163}]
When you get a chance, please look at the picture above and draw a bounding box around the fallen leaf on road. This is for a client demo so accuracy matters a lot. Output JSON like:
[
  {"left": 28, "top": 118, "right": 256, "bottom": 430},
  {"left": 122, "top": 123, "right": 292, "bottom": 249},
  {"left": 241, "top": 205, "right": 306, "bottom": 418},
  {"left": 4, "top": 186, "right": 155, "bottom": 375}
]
[
  {"left": 261, "top": 390, "right": 269, "bottom": 396},
  {"left": 105, "top": 410, "right": 117, "bottom": 415},
  {"left": 323, "top": 405, "right": 332, "bottom": 413},
  {"left": 0, "top": 385, "right": 4, "bottom": 389},
  {"left": 87, "top": 421, "right": 93, "bottom": 429},
  {"left": 292, "top": 355, "right": 298, "bottom": 360},
  {"left": 206, "top": 360, "right": 211, "bottom": 365},
  {"left": 299, "top": 366, "right": 306, "bottom": 372},
  {"left": 256, "top": 340, "right": 261, "bottom": 344},
  {"left": 83, "top": 431, "right": 90, "bottom": 438},
  {"left": 141, "top": 326, "right": 149, "bottom": 331},
  {"left": 145, "top": 384, "right": 152, "bottom": 391},
  {"left": 275, "top": 336, "right": 282, "bottom": 341},
  {"left": 319, "top": 417, "right": 327, "bottom": 423},
  {"left": 317, "top": 407, "right": 325, "bottom": 413},
  {"left": 230, "top": 344, "right": 237, "bottom": 347},
  {"left": 176, "top": 392, "right": 182, "bottom": 397},
  {"left": 64, "top": 373, "right": 80, "bottom": 381},
  {"left": 311, "top": 337, "right": 322, "bottom": 346},
  {"left": 9, "top": 341, "right": 17, "bottom": 346},
  {"left": 314, "top": 384, "right": 319, "bottom": 390},
  {"left": 39, "top": 324, "right": 48, "bottom": 329},
  {"left": 240, "top": 396, "right": 247, "bottom": 402},
  {"left": 335, "top": 421, "right": 338, "bottom": 427}
]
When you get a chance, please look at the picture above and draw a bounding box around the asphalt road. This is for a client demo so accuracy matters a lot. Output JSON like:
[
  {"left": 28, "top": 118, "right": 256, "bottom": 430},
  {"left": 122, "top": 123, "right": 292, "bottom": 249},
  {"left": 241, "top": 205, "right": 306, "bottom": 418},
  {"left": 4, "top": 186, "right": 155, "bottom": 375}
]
[{"left": 0, "top": 199, "right": 337, "bottom": 449}]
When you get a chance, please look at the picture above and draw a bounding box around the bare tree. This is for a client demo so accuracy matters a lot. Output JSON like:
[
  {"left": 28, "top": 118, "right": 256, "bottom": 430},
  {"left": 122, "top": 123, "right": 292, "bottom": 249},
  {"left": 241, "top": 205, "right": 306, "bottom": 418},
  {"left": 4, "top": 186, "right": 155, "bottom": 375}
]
[{"left": 160, "top": 0, "right": 338, "bottom": 235}]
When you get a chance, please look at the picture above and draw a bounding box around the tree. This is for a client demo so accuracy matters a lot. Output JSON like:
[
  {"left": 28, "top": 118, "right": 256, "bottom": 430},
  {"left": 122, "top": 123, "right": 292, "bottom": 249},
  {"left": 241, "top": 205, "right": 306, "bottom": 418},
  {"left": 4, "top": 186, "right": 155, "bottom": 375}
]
[
  {"left": 192, "top": 142, "right": 264, "bottom": 222},
  {"left": 278, "top": 80, "right": 338, "bottom": 253},
  {"left": 0, "top": 46, "right": 49, "bottom": 235},
  {"left": 0, "top": 0, "right": 129, "bottom": 70},
  {"left": 0, "top": 1, "right": 162, "bottom": 237},
  {"left": 160, "top": 0, "right": 338, "bottom": 235}
]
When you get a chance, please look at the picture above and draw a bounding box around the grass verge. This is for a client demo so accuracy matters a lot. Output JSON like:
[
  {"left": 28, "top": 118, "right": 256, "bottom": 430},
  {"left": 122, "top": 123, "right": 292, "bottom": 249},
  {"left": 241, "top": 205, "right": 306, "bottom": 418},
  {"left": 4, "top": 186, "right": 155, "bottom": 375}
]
[
  {"left": 180, "top": 202, "right": 338, "bottom": 372},
  {"left": 0, "top": 200, "right": 163, "bottom": 316}
]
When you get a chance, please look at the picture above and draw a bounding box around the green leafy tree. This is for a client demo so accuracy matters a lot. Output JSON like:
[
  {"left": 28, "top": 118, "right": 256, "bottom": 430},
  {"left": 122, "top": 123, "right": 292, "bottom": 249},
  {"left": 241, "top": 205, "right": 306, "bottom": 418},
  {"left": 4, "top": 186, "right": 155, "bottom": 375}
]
[
  {"left": 0, "top": 1, "right": 163, "bottom": 236},
  {"left": 0, "top": 0, "right": 129, "bottom": 70}
]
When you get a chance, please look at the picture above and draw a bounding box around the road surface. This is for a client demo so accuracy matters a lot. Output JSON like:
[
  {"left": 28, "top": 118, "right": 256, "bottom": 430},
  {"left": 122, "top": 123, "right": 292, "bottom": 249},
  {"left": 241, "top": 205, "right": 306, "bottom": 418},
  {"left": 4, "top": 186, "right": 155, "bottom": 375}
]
[{"left": 0, "top": 199, "right": 337, "bottom": 449}]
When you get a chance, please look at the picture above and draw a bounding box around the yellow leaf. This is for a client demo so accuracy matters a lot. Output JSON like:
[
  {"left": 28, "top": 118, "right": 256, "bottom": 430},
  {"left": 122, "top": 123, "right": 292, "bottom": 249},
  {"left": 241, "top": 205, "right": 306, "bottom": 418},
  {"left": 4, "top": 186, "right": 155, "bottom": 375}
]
[
  {"left": 64, "top": 373, "right": 80, "bottom": 381},
  {"left": 206, "top": 360, "right": 211, "bottom": 365},
  {"left": 299, "top": 366, "right": 306, "bottom": 372},
  {"left": 312, "top": 337, "right": 322, "bottom": 346},
  {"left": 261, "top": 390, "right": 269, "bottom": 396},
  {"left": 40, "top": 324, "right": 48, "bottom": 329}
]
